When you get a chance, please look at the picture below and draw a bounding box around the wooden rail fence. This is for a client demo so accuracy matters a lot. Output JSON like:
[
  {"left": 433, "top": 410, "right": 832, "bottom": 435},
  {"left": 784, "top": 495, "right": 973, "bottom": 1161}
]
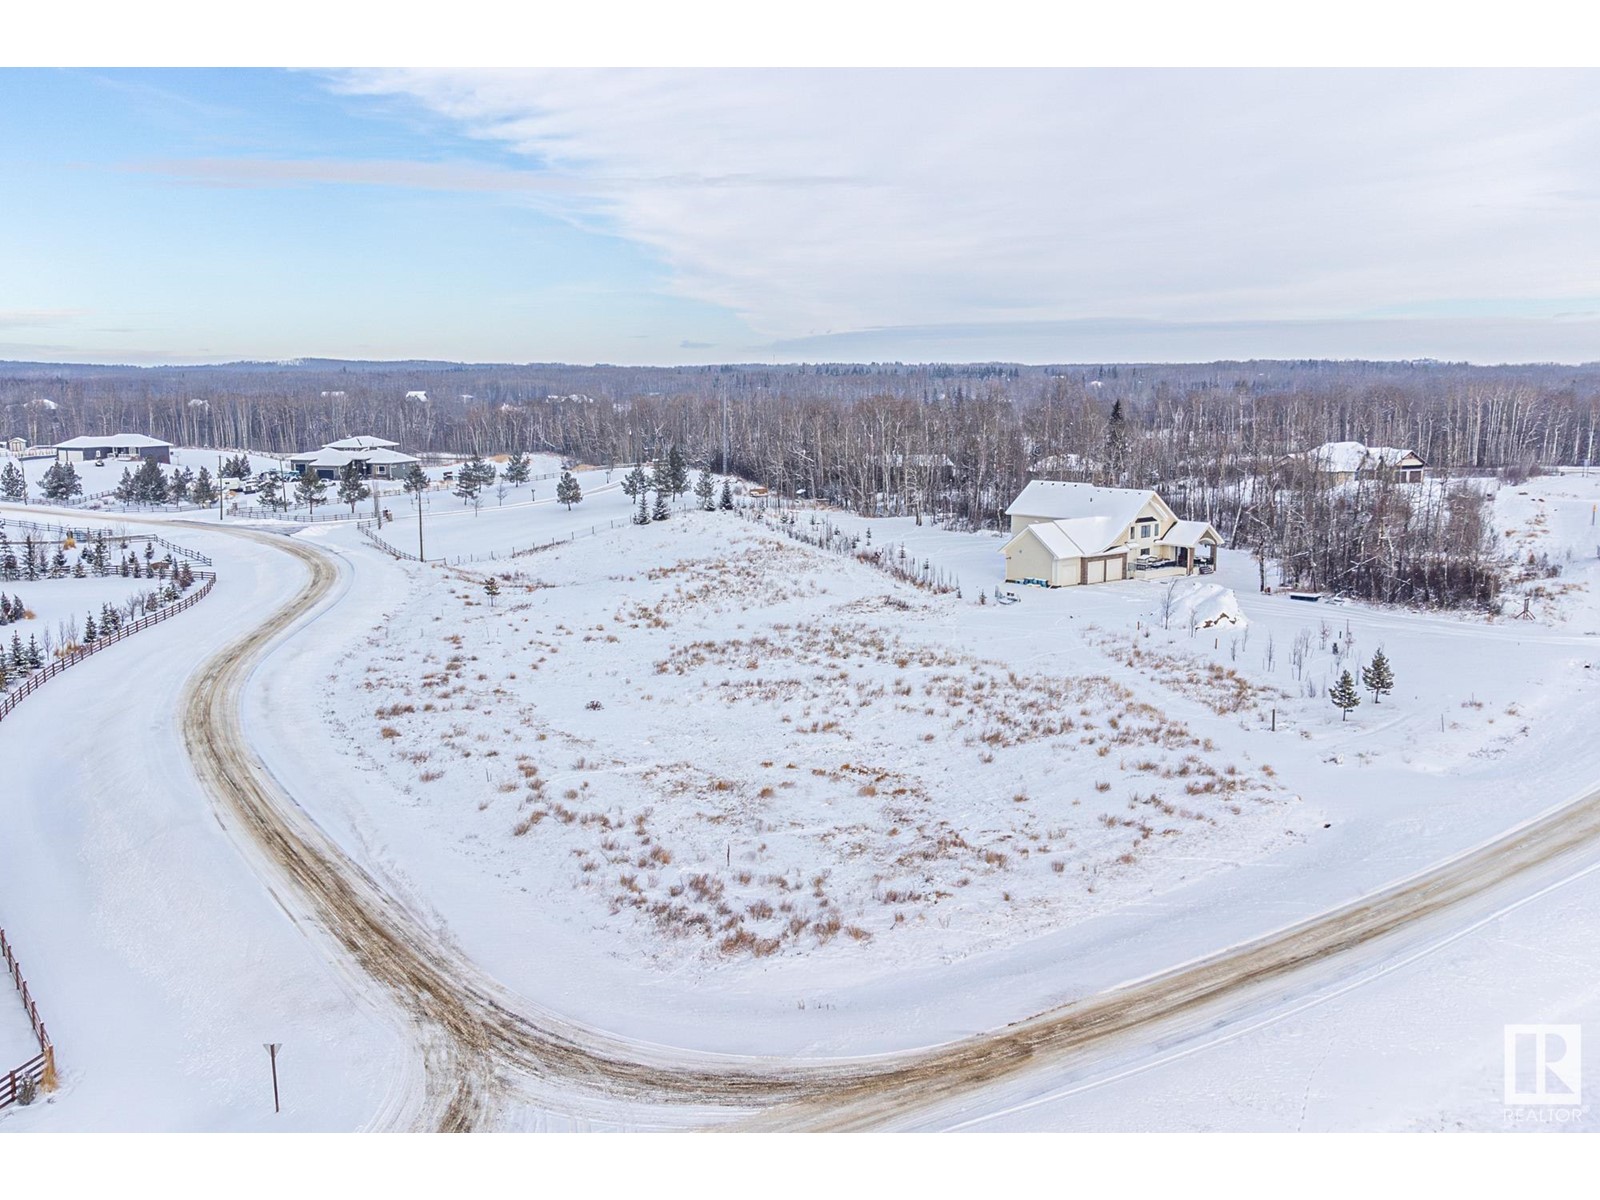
[
  {"left": 0, "top": 572, "right": 217, "bottom": 725},
  {"left": 0, "top": 515, "right": 213, "bottom": 567},
  {"left": 0, "top": 928, "right": 55, "bottom": 1110},
  {"left": 356, "top": 519, "right": 425, "bottom": 562}
]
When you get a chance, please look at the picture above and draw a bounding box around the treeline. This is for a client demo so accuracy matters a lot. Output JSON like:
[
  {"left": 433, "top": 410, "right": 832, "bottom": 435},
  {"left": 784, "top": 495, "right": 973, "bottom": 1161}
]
[{"left": 8, "top": 358, "right": 1600, "bottom": 609}]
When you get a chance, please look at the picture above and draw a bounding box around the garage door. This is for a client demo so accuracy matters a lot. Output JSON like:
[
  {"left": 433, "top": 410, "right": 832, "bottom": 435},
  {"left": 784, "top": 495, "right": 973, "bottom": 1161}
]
[
  {"left": 1086, "top": 558, "right": 1106, "bottom": 585},
  {"left": 1105, "top": 556, "right": 1125, "bottom": 582}
]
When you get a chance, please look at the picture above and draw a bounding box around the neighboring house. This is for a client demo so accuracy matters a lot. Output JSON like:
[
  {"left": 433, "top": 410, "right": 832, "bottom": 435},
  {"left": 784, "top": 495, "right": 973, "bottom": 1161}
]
[
  {"left": 1303, "top": 441, "right": 1426, "bottom": 485},
  {"left": 54, "top": 434, "right": 172, "bottom": 465},
  {"left": 1002, "top": 480, "right": 1222, "bottom": 587},
  {"left": 287, "top": 436, "right": 419, "bottom": 481},
  {"left": 6, "top": 437, "right": 27, "bottom": 455}
]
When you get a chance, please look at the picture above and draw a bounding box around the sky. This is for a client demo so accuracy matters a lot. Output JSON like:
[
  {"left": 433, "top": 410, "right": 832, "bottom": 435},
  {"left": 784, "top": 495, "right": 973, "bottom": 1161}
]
[{"left": 4, "top": 68, "right": 1600, "bottom": 366}]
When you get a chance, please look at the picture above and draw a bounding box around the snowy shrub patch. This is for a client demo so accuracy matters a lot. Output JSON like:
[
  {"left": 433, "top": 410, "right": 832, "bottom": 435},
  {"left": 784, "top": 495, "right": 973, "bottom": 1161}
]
[{"left": 327, "top": 519, "right": 1291, "bottom": 979}]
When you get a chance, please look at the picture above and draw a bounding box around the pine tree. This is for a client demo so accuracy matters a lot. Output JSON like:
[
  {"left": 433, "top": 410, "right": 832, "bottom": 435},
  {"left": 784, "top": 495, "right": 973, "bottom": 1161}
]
[
  {"left": 633, "top": 488, "right": 651, "bottom": 525},
  {"left": 652, "top": 491, "right": 670, "bottom": 522},
  {"left": 337, "top": 461, "right": 371, "bottom": 513},
  {"left": 622, "top": 464, "right": 649, "bottom": 499},
  {"left": 666, "top": 445, "right": 690, "bottom": 504},
  {"left": 1361, "top": 648, "right": 1395, "bottom": 704},
  {"left": 223, "top": 454, "right": 252, "bottom": 480},
  {"left": 0, "top": 462, "right": 27, "bottom": 503},
  {"left": 1106, "top": 398, "right": 1129, "bottom": 482},
  {"left": 483, "top": 577, "right": 501, "bottom": 607},
  {"left": 167, "top": 467, "right": 194, "bottom": 504},
  {"left": 556, "top": 470, "right": 582, "bottom": 510},
  {"left": 191, "top": 466, "right": 218, "bottom": 508},
  {"left": 694, "top": 468, "right": 715, "bottom": 511},
  {"left": 503, "top": 451, "right": 531, "bottom": 486},
  {"left": 83, "top": 611, "right": 98, "bottom": 643},
  {"left": 1329, "top": 669, "right": 1361, "bottom": 721},
  {"left": 133, "top": 457, "right": 167, "bottom": 504},
  {"left": 454, "top": 454, "right": 492, "bottom": 514},
  {"left": 40, "top": 462, "right": 83, "bottom": 503},
  {"left": 718, "top": 479, "right": 734, "bottom": 511},
  {"left": 113, "top": 467, "right": 136, "bottom": 504},
  {"left": 296, "top": 467, "right": 329, "bottom": 513}
]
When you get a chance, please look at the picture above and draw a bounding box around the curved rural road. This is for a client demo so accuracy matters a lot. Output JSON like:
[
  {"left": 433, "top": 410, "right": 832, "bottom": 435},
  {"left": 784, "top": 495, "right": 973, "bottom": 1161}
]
[{"left": 179, "top": 523, "right": 1600, "bottom": 1131}]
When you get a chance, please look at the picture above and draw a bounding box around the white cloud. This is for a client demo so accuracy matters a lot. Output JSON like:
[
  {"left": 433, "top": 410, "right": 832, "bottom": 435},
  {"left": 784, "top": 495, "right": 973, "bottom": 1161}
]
[{"left": 335, "top": 70, "right": 1600, "bottom": 346}]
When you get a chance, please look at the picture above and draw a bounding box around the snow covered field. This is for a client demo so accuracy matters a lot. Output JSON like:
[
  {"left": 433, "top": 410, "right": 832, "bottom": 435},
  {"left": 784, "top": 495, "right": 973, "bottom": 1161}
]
[{"left": 4, "top": 468, "right": 1600, "bottom": 1131}]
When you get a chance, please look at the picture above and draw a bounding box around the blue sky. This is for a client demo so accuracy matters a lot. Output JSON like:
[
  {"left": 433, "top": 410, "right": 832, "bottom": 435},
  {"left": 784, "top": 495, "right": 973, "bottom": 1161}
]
[{"left": 5, "top": 68, "right": 1600, "bottom": 365}]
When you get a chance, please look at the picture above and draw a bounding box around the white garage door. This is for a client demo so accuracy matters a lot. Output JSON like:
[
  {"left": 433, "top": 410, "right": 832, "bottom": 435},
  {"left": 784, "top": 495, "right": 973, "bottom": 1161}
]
[
  {"left": 1086, "top": 558, "right": 1106, "bottom": 585},
  {"left": 1106, "top": 556, "right": 1125, "bottom": 582}
]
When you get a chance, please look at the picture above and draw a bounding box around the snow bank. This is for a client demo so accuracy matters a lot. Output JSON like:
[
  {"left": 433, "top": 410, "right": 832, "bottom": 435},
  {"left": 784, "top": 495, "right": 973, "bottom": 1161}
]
[{"left": 1171, "top": 580, "right": 1247, "bottom": 629}]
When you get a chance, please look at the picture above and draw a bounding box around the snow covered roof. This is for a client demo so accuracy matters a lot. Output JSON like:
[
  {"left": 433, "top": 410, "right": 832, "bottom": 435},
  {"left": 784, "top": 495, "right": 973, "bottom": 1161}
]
[
  {"left": 1306, "top": 441, "right": 1424, "bottom": 474},
  {"left": 288, "top": 448, "right": 356, "bottom": 468},
  {"left": 1009, "top": 515, "right": 1129, "bottom": 559},
  {"left": 1156, "top": 519, "right": 1223, "bottom": 549},
  {"left": 289, "top": 445, "right": 419, "bottom": 467},
  {"left": 324, "top": 435, "right": 398, "bottom": 451},
  {"left": 1006, "top": 480, "right": 1162, "bottom": 533},
  {"left": 359, "top": 448, "right": 419, "bottom": 464},
  {"left": 53, "top": 433, "right": 172, "bottom": 449}
]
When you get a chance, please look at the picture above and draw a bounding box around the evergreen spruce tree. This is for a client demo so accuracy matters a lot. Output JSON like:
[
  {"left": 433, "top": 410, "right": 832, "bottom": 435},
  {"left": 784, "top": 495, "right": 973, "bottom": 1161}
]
[
  {"left": 223, "top": 454, "right": 252, "bottom": 480},
  {"left": 133, "top": 457, "right": 167, "bottom": 504},
  {"left": 621, "top": 464, "right": 649, "bottom": 499},
  {"left": 1329, "top": 669, "right": 1361, "bottom": 721},
  {"left": 41, "top": 462, "right": 84, "bottom": 503},
  {"left": 167, "top": 467, "right": 194, "bottom": 504},
  {"left": 1361, "top": 648, "right": 1395, "bottom": 705},
  {"left": 336, "top": 461, "right": 371, "bottom": 513},
  {"left": 633, "top": 488, "right": 651, "bottom": 525},
  {"left": 191, "top": 466, "right": 218, "bottom": 508},
  {"left": 0, "top": 462, "right": 27, "bottom": 502},
  {"left": 296, "top": 467, "right": 329, "bottom": 514},
  {"left": 503, "top": 451, "right": 531, "bottom": 486},
  {"left": 9, "top": 630, "right": 24, "bottom": 670},
  {"left": 556, "top": 470, "right": 582, "bottom": 510},
  {"left": 83, "top": 611, "right": 98, "bottom": 643},
  {"left": 666, "top": 445, "right": 690, "bottom": 504},
  {"left": 694, "top": 468, "right": 715, "bottom": 511},
  {"left": 25, "top": 634, "right": 42, "bottom": 670},
  {"left": 652, "top": 491, "right": 670, "bottom": 522},
  {"left": 718, "top": 479, "right": 734, "bottom": 510},
  {"left": 113, "top": 467, "right": 137, "bottom": 504},
  {"left": 483, "top": 577, "right": 501, "bottom": 607}
]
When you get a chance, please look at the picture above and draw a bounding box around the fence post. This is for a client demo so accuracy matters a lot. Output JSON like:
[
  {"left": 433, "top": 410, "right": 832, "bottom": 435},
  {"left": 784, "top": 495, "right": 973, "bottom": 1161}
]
[{"left": 41, "top": 1045, "right": 57, "bottom": 1091}]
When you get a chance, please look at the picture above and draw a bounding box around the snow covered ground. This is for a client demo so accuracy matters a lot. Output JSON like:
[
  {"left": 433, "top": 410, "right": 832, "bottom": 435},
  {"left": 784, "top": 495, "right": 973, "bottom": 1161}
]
[
  {"left": 223, "top": 471, "right": 1600, "bottom": 1127},
  {"left": 0, "top": 509, "right": 408, "bottom": 1131},
  {"left": 4, "top": 468, "right": 1600, "bottom": 1130}
]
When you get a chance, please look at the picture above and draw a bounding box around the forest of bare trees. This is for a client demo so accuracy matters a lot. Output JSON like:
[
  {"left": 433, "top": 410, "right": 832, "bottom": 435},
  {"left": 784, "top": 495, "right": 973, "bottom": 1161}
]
[{"left": 6, "top": 357, "right": 1599, "bottom": 609}]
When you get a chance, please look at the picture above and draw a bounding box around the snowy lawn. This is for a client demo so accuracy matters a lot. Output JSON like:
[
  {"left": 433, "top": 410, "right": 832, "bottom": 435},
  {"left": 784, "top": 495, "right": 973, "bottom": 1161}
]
[{"left": 321, "top": 511, "right": 1292, "bottom": 985}]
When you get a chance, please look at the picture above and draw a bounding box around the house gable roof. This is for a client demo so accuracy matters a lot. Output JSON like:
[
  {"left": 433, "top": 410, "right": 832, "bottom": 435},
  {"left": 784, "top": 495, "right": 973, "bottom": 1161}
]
[
  {"left": 54, "top": 434, "right": 172, "bottom": 449},
  {"left": 1007, "top": 480, "right": 1173, "bottom": 534},
  {"left": 1156, "top": 519, "right": 1223, "bottom": 548}
]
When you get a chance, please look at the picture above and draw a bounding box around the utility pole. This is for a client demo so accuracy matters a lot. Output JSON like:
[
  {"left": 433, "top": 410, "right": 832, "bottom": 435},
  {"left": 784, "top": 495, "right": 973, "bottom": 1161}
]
[
  {"left": 218, "top": 454, "right": 224, "bottom": 523},
  {"left": 416, "top": 488, "right": 425, "bottom": 561},
  {"left": 263, "top": 1043, "right": 281, "bottom": 1114}
]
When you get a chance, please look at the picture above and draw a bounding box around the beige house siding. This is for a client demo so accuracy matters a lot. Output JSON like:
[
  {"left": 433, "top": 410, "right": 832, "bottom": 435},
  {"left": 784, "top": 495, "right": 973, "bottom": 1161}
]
[{"left": 1004, "top": 531, "right": 1072, "bottom": 586}]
